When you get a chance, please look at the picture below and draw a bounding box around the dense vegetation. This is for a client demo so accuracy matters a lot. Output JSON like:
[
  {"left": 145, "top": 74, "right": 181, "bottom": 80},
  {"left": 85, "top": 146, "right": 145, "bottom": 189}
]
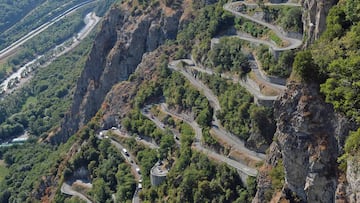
[
  {"left": 0, "top": 28, "right": 97, "bottom": 201},
  {"left": 0, "top": 0, "right": 45, "bottom": 33},
  {"left": 0, "top": 139, "right": 76, "bottom": 202},
  {"left": 206, "top": 37, "right": 251, "bottom": 75},
  {"left": 118, "top": 136, "right": 159, "bottom": 185},
  {"left": 57, "top": 135, "right": 135, "bottom": 203},
  {"left": 0, "top": 36, "right": 93, "bottom": 141},
  {"left": 163, "top": 71, "right": 213, "bottom": 127},
  {"left": 236, "top": 3, "right": 302, "bottom": 33},
  {"left": 234, "top": 4, "right": 302, "bottom": 46},
  {"left": 122, "top": 109, "right": 168, "bottom": 142},
  {"left": 139, "top": 121, "right": 256, "bottom": 203},
  {"left": 198, "top": 73, "right": 275, "bottom": 141},
  {"left": 177, "top": 0, "right": 234, "bottom": 61},
  {"left": 257, "top": 45, "right": 295, "bottom": 78},
  {"left": 260, "top": 5, "right": 303, "bottom": 33},
  {"left": 235, "top": 17, "right": 270, "bottom": 38},
  {"left": 292, "top": 0, "right": 359, "bottom": 124}
]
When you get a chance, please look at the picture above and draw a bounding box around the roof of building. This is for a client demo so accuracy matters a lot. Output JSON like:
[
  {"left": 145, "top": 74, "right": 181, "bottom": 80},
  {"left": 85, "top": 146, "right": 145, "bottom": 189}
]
[{"left": 150, "top": 162, "right": 168, "bottom": 177}]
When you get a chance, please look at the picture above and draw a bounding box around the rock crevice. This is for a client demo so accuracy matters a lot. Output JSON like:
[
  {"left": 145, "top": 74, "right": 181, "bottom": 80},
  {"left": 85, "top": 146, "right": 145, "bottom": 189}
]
[{"left": 301, "top": 0, "right": 338, "bottom": 47}]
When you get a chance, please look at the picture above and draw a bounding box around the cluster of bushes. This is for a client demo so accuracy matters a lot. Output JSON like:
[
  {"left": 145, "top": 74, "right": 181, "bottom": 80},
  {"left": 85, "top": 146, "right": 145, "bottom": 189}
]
[
  {"left": 122, "top": 109, "right": 166, "bottom": 142},
  {"left": 235, "top": 17, "right": 269, "bottom": 38},
  {"left": 239, "top": 3, "right": 303, "bottom": 33},
  {"left": 206, "top": 37, "right": 251, "bottom": 75},
  {"left": 295, "top": 0, "right": 360, "bottom": 124},
  {"left": 163, "top": 71, "right": 213, "bottom": 127},
  {"left": 265, "top": 159, "right": 285, "bottom": 201},
  {"left": 262, "top": 6, "right": 303, "bottom": 33},
  {"left": 198, "top": 73, "right": 275, "bottom": 141},
  {"left": 257, "top": 45, "right": 295, "bottom": 78},
  {"left": 177, "top": 0, "right": 234, "bottom": 59},
  {"left": 198, "top": 74, "right": 252, "bottom": 139},
  {"left": 216, "top": 84, "right": 253, "bottom": 139}
]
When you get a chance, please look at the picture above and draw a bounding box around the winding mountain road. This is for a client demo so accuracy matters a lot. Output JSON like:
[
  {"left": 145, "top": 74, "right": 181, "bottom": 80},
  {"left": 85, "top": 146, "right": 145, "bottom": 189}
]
[
  {"left": 142, "top": 102, "right": 258, "bottom": 176},
  {"left": 97, "top": 132, "right": 143, "bottom": 203},
  {"left": 61, "top": 182, "right": 93, "bottom": 203},
  {"left": 190, "top": 0, "right": 305, "bottom": 105},
  {"left": 185, "top": 58, "right": 279, "bottom": 101},
  {"left": 61, "top": 131, "right": 145, "bottom": 203},
  {"left": 158, "top": 103, "right": 258, "bottom": 177},
  {"left": 223, "top": 1, "right": 302, "bottom": 51},
  {"left": 169, "top": 61, "right": 266, "bottom": 161},
  {"left": 221, "top": 1, "right": 303, "bottom": 90}
]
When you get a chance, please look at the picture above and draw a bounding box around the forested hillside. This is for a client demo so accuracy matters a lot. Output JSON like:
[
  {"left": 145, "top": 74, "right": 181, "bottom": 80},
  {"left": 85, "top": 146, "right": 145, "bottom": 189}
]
[
  {"left": 0, "top": 0, "right": 45, "bottom": 33},
  {"left": 0, "top": 0, "right": 359, "bottom": 202}
]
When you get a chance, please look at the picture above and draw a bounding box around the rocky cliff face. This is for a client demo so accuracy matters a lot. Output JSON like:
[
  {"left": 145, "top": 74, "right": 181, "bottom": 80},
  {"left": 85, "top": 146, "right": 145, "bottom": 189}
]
[
  {"left": 50, "top": 2, "right": 183, "bottom": 143},
  {"left": 100, "top": 46, "right": 171, "bottom": 129},
  {"left": 346, "top": 155, "right": 360, "bottom": 202},
  {"left": 253, "top": 82, "right": 351, "bottom": 203},
  {"left": 300, "top": 0, "right": 338, "bottom": 47}
]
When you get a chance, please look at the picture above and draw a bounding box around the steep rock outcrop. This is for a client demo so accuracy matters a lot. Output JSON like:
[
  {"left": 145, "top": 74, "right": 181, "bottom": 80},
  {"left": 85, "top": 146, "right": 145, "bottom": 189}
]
[
  {"left": 50, "top": 3, "right": 183, "bottom": 143},
  {"left": 100, "top": 46, "right": 170, "bottom": 129},
  {"left": 346, "top": 155, "right": 360, "bottom": 202},
  {"left": 253, "top": 82, "right": 351, "bottom": 203},
  {"left": 301, "top": 0, "right": 338, "bottom": 47}
]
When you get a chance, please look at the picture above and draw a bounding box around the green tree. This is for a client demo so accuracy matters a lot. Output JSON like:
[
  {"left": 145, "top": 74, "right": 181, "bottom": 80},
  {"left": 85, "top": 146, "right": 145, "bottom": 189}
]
[
  {"left": 92, "top": 178, "right": 111, "bottom": 202},
  {"left": 159, "top": 134, "right": 175, "bottom": 160},
  {"left": 281, "top": 7, "right": 303, "bottom": 32},
  {"left": 293, "top": 50, "right": 321, "bottom": 82},
  {"left": 322, "top": 5, "right": 349, "bottom": 40},
  {"left": 346, "top": 0, "right": 360, "bottom": 22},
  {"left": 320, "top": 56, "right": 360, "bottom": 122},
  {"left": 344, "top": 128, "right": 360, "bottom": 155}
]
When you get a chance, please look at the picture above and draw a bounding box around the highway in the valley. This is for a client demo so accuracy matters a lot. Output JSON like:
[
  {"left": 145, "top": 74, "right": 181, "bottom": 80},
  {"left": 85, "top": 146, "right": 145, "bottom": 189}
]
[
  {"left": 0, "top": 0, "right": 97, "bottom": 60},
  {"left": 0, "top": 12, "right": 100, "bottom": 93}
]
